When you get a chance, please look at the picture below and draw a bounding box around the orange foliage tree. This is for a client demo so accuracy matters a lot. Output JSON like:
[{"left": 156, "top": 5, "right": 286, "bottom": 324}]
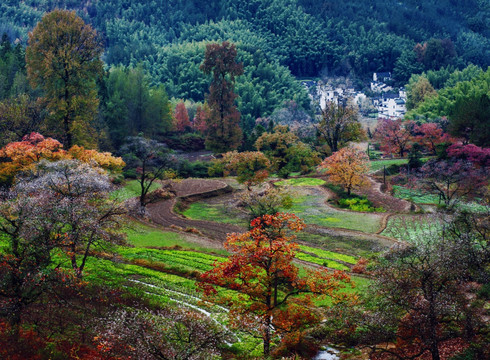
[
  {"left": 198, "top": 213, "right": 351, "bottom": 357},
  {"left": 0, "top": 132, "right": 124, "bottom": 186},
  {"left": 318, "top": 147, "right": 369, "bottom": 195},
  {"left": 209, "top": 150, "right": 271, "bottom": 189}
]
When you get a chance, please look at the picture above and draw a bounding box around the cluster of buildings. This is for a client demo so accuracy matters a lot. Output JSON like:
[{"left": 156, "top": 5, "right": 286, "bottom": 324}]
[{"left": 302, "top": 72, "right": 407, "bottom": 119}]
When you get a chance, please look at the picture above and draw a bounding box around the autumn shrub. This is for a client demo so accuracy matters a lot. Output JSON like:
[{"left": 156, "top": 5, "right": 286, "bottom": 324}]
[
  {"left": 0, "top": 321, "right": 46, "bottom": 360},
  {"left": 352, "top": 258, "right": 369, "bottom": 274},
  {"left": 185, "top": 227, "right": 202, "bottom": 235}
]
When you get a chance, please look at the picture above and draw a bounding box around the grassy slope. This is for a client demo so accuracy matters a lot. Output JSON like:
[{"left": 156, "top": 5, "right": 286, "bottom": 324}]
[
  {"left": 275, "top": 178, "right": 326, "bottom": 186},
  {"left": 286, "top": 193, "right": 381, "bottom": 233},
  {"left": 110, "top": 180, "right": 161, "bottom": 201},
  {"left": 369, "top": 158, "right": 408, "bottom": 172}
]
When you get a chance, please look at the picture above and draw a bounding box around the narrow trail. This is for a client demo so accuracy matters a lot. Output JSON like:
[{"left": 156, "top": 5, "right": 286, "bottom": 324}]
[
  {"left": 364, "top": 176, "right": 412, "bottom": 213},
  {"left": 146, "top": 179, "right": 245, "bottom": 242}
]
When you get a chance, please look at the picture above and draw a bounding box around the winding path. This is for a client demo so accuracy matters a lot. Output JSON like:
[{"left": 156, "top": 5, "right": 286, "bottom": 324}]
[
  {"left": 146, "top": 179, "right": 245, "bottom": 242},
  {"left": 364, "top": 177, "right": 412, "bottom": 213}
]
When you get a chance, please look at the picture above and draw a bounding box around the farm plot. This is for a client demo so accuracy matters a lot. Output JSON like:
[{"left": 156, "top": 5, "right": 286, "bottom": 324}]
[
  {"left": 183, "top": 187, "right": 383, "bottom": 233},
  {"left": 392, "top": 185, "right": 439, "bottom": 204},
  {"left": 275, "top": 177, "right": 326, "bottom": 186},
  {"left": 285, "top": 188, "right": 383, "bottom": 233},
  {"left": 299, "top": 245, "right": 358, "bottom": 264},
  {"left": 118, "top": 247, "right": 226, "bottom": 273},
  {"left": 381, "top": 214, "right": 445, "bottom": 242}
]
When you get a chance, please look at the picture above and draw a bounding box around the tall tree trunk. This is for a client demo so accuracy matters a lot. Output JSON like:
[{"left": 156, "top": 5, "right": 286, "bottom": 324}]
[{"left": 264, "top": 313, "right": 271, "bottom": 357}]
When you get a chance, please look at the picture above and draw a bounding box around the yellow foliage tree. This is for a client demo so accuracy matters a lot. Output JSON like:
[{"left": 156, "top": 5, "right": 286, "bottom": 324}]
[
  {"left": 26, "top": 10, "right": 103, "bottom": 148},
  {"left": 318, "top": 147, "right": 369, "bottom": 195},
  {"left": 209, "top": 150, "right": 271, "bottom": 189}
]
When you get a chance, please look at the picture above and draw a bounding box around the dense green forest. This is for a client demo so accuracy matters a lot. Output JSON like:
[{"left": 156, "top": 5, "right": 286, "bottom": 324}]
[
  {"left": 1, "top": 0, "right": 489, "bottom": 84},
  {"left": 1, "top": 1, "right": 489, "bottom": 152}
]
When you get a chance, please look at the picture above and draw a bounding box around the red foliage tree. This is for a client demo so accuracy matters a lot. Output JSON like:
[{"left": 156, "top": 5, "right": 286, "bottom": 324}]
[
  {"left": 413, "top": 159, "right": 488, "bottom": 209},
  {"left": 174, "top": 101, "right": 191, "bottom": 132},
  {"left": 375, "top": 119, "right": 414, "bottom": 157},
  {"left": 198, "top": 213, "right": 351, "bottom": 357},
  {"left": 192, "top": 103, "right": 209, "bottom": 133},
  {"left": 447, "top": 143, "right": 490, "bottom": 168},
  {"left": 414, "top": 122, "right": 453, "bottom": 155}
]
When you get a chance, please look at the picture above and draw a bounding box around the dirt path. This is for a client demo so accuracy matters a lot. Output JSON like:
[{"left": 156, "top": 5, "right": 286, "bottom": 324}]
[
  {"left": 147, "top": 179, "right": 245, "bottom": 242},
  {"left": 364, "top": 176, "right": 412, "bottom": 213}
]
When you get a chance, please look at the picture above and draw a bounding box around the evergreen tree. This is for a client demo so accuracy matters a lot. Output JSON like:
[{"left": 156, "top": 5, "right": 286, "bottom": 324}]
[{"left": 200, "top": 41, "right": 243, "bottom": 153}]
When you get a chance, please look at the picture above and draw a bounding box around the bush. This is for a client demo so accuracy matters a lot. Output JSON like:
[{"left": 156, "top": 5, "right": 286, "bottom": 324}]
[
  {"left": 369, "top": 152, "right": 381, "bottom": 160},
  {"left": 163, "top": 132, "right": 205, "bottom": 151},
  {"left": 386, "top": 163, "right": 404, "bottom": 175},
  {"left": 338, "top": 197, "right": 385, "bottom": 212},
  {"left": 178, "top": 160, "right": 210, "bottom": 178},
  {"left": 477, "top": 282, "right": 490, "bottom": 300},
  {"left": 449, "top": 347, "right": 485, "bottom": 360},
  {"left": 111, "top": 173, "right": 125, "bottom": 184},
  {"left": 123, "top": 168, "right": 138, "bottom": 179}
]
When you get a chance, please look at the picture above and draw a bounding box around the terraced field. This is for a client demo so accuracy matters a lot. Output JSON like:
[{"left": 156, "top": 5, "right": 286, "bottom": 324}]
[{"left": 184, "top": 186, "right": 384, "bottom": 233}]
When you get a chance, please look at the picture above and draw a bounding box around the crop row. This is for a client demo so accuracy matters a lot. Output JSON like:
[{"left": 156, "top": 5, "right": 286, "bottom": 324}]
[
  {"left": 118, "top": 248, "right": 225, "bottom": 273},
  {"left": 299, "top": 245, "right": 357, "bottom": 264},
  {"left": 295, "top": 252, "right": 349, "bottom": 271}
]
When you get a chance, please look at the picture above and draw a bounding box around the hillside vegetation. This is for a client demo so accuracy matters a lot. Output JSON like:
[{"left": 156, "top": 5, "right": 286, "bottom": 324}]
[{"left": 1, "top": 0, "right": 488, "bottom": 83}]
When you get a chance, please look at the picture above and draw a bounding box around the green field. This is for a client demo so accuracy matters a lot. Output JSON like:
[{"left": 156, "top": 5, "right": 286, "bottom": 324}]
[
  {"left": 183, "top": 190, "right": 383, "bottom": 233},
  {"left": 296, "top": 252, "right": 350, "bottom": 270},
  {"left": 299, "top": 245, "right": 358, "bottom": 264},
  {"left": 381, "top": 214, "right": 444, "bottom": 242},
  {"left": 118, "top": 247, "right": 226, "bottom": 273},
  {"left": 125, "top": 223, "right": 228, "bottom": 255},
  {"left": 181, "top": 202, "right": 249, "bottom": 227},
  {"left": 110, "top": 180, "right": 161, "bottom": 201},
  {"left": 286, "top": 194, "right": 382, "bottom": 233},
  {"left": 275, "top": 177, "right": 326, "bottom": 186},
  {"left": 369, "top": 158, "right": 408, "bottom": 172},
  {"left": 392, "top": 185, "right": 440, "bottom": 204}
]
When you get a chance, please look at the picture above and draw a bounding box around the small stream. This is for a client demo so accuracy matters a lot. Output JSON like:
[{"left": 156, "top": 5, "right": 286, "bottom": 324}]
[{"left": 314, "top": 347, "right": 340, "bottom": 360}]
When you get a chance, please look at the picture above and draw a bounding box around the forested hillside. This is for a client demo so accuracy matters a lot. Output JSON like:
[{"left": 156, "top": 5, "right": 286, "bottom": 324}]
[{"left": 1, "top": 0, "right": 489, "bottom": 84}]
